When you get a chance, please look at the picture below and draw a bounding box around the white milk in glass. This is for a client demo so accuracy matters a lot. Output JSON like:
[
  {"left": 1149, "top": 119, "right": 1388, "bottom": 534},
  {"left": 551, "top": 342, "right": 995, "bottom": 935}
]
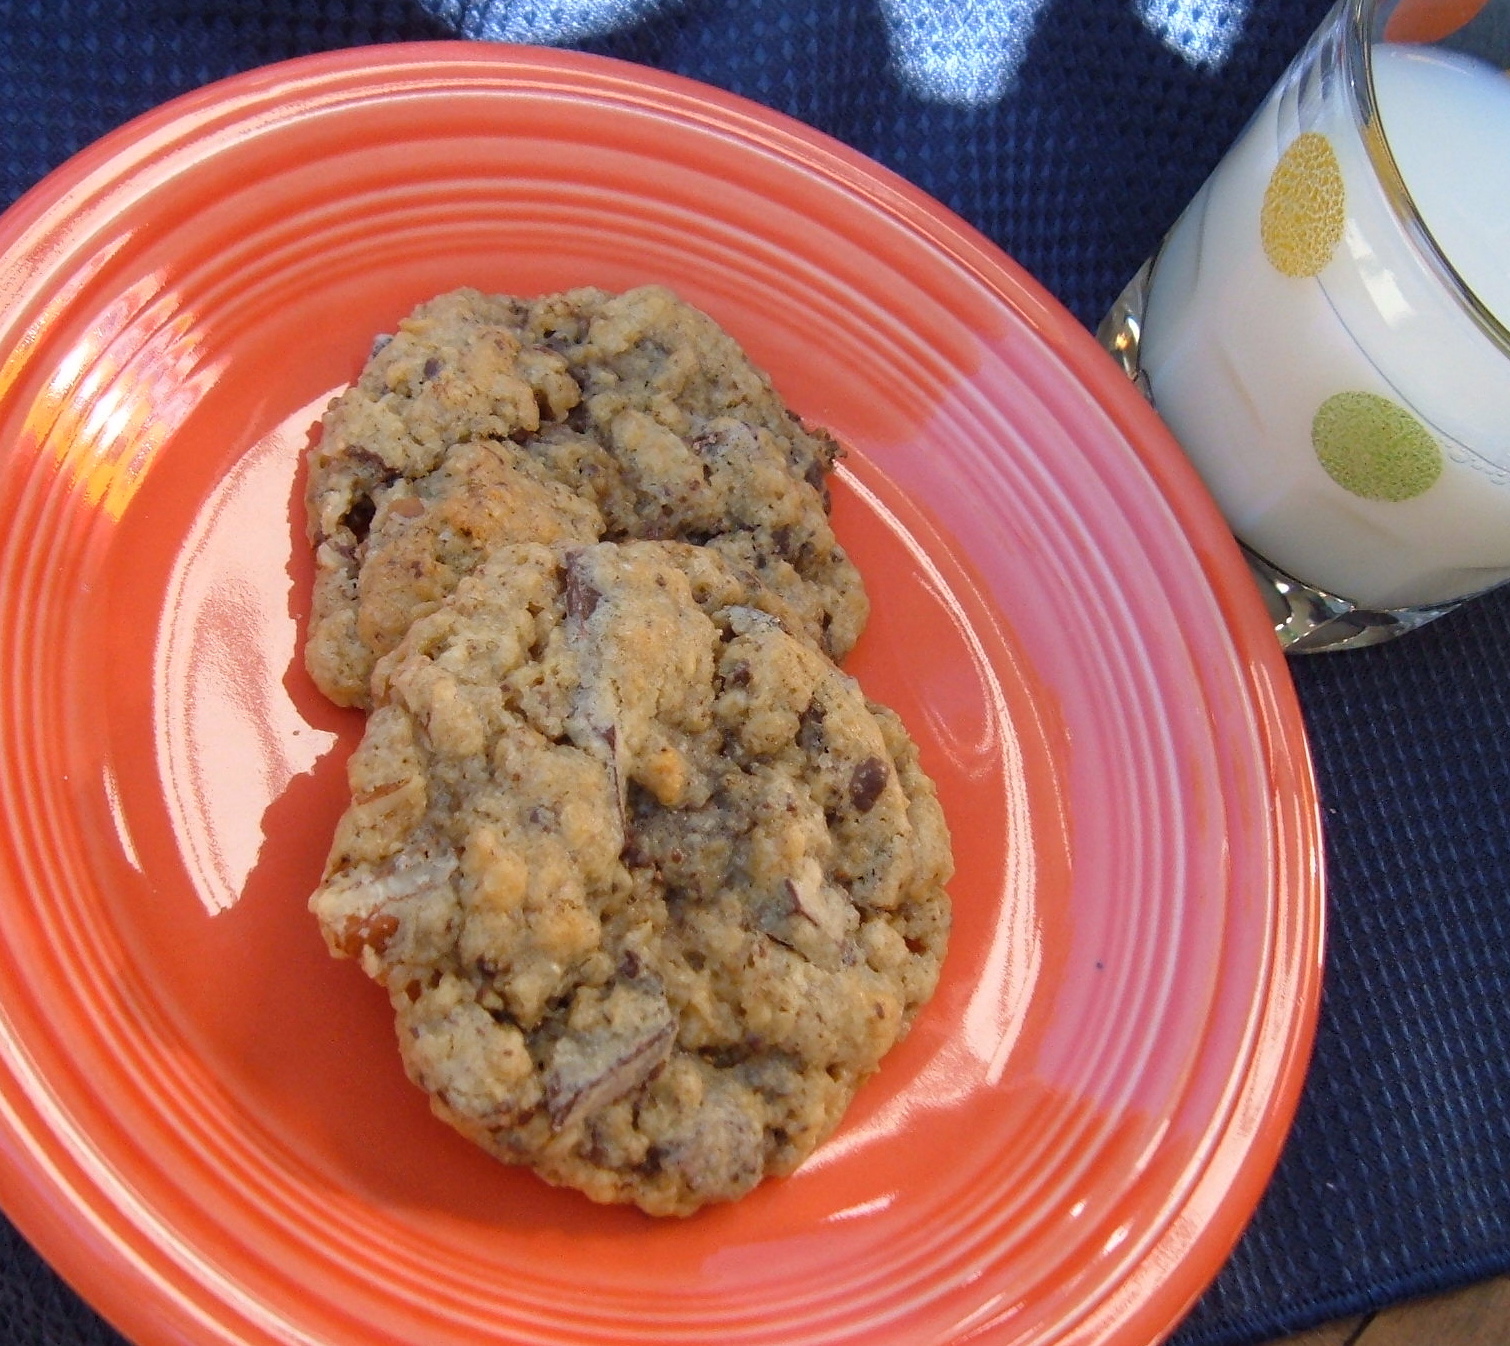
[{"left": 1139, "top": 41, "right": 1510, "bottom": 611}]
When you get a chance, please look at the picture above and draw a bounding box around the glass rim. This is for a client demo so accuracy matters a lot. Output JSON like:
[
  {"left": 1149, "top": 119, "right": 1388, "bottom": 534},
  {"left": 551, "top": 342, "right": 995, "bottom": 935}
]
[{"left": 1346, "top": 0, "right": 1510, "bottom": 358}]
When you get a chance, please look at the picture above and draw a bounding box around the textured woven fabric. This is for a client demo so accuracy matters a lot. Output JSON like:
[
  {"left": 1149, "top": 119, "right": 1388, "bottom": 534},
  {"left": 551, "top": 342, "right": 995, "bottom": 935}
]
[{"left": 4, "top": 2, "right": 1510, "bottom": 1343}]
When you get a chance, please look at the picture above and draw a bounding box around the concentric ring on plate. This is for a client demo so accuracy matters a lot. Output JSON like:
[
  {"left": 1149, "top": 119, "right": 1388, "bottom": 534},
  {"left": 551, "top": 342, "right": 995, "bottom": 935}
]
[{"left": 0, "top": 42, "right": 1321, "bottom": 1346}]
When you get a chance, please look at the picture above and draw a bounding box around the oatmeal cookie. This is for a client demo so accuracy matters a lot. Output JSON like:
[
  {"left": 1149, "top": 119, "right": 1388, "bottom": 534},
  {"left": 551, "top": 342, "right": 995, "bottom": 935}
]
[
  {"left": 309, "top": 541, "right": 951, "bottom": 1216},
  {"left": 305, "top": 286, "right": 868, "bottom": 707}
]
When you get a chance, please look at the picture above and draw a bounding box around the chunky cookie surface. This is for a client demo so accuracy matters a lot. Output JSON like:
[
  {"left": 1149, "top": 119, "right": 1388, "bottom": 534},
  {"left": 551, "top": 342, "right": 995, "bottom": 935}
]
[
  {"left": 309, "top": 542, "right": 951, "bottom": 1216},
  {"left": 305, "top": 286, "right": 868, "bottom": 707}
]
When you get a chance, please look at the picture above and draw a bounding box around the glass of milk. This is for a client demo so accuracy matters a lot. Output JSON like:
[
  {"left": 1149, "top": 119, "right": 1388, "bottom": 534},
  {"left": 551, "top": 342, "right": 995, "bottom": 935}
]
[{"left": 1099, "top": 0, "right": 1510, "bottom": 652}]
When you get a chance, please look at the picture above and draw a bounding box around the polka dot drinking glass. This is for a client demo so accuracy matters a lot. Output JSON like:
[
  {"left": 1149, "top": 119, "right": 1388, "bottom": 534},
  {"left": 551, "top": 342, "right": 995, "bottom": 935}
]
[{"left": 1099, "top": 0, "right": 1510, "bottom": 652}]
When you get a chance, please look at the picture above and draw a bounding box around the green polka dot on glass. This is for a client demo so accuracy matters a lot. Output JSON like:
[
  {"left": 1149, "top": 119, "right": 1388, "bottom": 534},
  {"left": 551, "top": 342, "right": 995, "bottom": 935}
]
[{"left": 1312, "top": 392, "right": 1442, "bottom": 501}]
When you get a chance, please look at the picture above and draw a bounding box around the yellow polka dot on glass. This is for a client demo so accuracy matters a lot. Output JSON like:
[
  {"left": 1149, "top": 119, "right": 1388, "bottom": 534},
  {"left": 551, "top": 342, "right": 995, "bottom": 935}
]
[
  {"left": 1098, "top": 0, "right": 1510, "bottom": 652},
  {"left": 1261, "top": 132, "right": 1347, "bottom": 278}
]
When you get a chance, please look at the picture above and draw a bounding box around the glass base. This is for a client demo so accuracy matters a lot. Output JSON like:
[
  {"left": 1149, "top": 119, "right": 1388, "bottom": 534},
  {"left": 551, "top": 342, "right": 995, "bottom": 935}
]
[
  {"left": 1097, "top": 259, "right": 1463, "bottom": 654},
  {"left": 1240, "top": 546, "right": 1462, "bottom": 652}
]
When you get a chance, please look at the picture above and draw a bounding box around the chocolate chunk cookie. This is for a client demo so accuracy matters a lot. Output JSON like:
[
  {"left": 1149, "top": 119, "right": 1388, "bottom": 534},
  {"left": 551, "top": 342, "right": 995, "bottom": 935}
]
[
  {"left": 309, "top": 542, "right": 951, "bottom": 1216},
  {"left": 305, "top": 286, "right": 868, "bottom": 707}
]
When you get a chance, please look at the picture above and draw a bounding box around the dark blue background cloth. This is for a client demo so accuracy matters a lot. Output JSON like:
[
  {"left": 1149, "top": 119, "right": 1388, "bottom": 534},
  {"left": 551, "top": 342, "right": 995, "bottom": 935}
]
[{"left": 4, "top": 2, "right": 1510, "bottom": 1343}]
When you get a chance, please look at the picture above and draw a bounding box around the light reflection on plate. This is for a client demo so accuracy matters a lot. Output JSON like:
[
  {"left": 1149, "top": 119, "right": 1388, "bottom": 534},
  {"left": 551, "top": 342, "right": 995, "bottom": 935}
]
[{"left": 155, "top": 395, "right": 341, "bottom": 916}]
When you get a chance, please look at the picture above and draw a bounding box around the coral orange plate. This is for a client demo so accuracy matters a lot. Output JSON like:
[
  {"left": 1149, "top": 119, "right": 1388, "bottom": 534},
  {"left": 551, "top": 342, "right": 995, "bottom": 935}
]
[{"left": 0, "top": 44, "right": 1323, "bottom": 1346}]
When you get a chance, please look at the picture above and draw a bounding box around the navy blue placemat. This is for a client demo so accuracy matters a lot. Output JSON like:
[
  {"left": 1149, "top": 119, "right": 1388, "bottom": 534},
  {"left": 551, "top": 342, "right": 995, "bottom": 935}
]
[{"left": 4, "top": 2, "right": 1510, "bottom": 1343}]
